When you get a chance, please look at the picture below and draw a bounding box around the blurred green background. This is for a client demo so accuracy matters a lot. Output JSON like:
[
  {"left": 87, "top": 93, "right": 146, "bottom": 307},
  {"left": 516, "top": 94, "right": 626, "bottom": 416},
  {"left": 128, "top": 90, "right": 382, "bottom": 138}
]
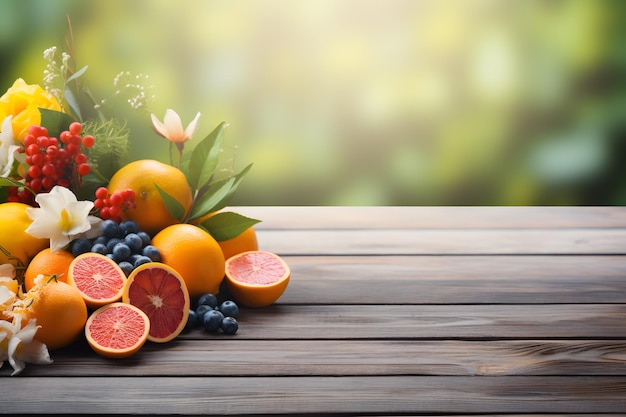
[{"left": 1, "top": 0, "right": 625, "bottom": 205}]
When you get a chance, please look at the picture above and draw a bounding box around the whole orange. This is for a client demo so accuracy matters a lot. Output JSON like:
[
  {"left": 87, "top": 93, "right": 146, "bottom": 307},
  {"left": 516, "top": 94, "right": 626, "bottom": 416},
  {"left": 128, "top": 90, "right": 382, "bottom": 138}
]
[
  {"left": 151, "top": 224, "right": 225, "bottom": 300},
  {"left": 14, "top": 277, "right": 88, "bottom": 350},
  {"left": 0, "top": 202, "right": 48, "bottom": 269},
  {"left": 191, "top": 211, "right": 259, "bottom": 260},
  {"left": 107, "top": 159, "right": 193, "bottom": 236},
  {"left": 23, "top": 248, "right": 75, "bottom": 291}
]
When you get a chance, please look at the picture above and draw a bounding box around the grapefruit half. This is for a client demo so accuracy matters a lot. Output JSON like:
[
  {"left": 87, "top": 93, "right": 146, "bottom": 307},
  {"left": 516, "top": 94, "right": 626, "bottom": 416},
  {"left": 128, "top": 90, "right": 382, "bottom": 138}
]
[{"left": 67, "top": 253, "right": 127, "bottom": 309}]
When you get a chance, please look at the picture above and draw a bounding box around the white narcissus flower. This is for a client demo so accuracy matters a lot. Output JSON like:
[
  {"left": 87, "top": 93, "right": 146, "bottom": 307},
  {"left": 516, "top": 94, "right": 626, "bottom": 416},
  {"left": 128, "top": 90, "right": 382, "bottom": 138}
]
[
  {"left": 25, "top": 185, "right": 96, "bottom": 252},
  {"left": 0, "top": 314, "right": 52, "bottom": 375},
  {"left": 0, "top": 115, "right": 21, "bottom": 177},
  {"left": 150, "top": 109, "right": 200, "bottom": 144}
]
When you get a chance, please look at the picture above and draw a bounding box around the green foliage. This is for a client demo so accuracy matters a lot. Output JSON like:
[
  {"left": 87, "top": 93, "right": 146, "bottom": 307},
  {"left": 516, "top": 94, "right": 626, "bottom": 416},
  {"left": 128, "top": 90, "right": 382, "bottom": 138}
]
[
  {"left": 196, "top": 211, "right": 260, "bottom": 242},
  {"left": 38, "top": 108, "right": 75, "bottom": 139}
]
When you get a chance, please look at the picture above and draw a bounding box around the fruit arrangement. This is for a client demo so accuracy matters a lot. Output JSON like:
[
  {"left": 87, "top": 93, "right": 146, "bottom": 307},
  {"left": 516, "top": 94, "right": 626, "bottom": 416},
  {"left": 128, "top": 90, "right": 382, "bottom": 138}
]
[{"left": 0, "top": 33, "right": 291, "bottom": 375}]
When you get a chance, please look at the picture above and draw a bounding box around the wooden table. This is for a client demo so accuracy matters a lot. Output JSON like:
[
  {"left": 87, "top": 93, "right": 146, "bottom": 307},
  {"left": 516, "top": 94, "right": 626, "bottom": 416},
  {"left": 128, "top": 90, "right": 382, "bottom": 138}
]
[{"left": 3, "top": 206, "right": 626, "bottom": 415}]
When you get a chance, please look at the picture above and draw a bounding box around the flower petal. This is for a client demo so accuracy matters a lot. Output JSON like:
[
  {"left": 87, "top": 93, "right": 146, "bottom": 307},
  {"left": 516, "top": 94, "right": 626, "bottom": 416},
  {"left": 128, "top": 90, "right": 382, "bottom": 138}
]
[
  {"left": 150, "top": 113, "right": 168, "bottom": 138},
  {"left": 183, "top": 112, "right": 201, "bottom": 139}
]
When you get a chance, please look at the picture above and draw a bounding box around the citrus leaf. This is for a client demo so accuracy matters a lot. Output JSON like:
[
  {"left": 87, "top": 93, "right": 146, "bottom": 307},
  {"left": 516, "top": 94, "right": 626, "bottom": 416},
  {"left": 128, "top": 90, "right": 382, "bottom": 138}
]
[
  {"left": 39, "top": 108, "right": 75, "bottom": 138},
  {"left": 187, "top": 176, "right": 235, "bottom": 221},
  {"left": 0, "top": 177, "right": 35, "bottom": 195},
  {"left": 208, "top": 162, "right": 252, "bottom": 213},
  {"left": 197, "top": 211, "right": 261, "bottom": 241},
  {"left": 66, "top": 65, "right": 88, "bottom": 83},
  {"left": 188, "top": 121, "right": 226, "bottom": 191},
  {"left": 64, "top": 85, "right": 82, "bottom": 122},
  {"left": 154, "top": 183, "right": 186, "bottom": 221}
]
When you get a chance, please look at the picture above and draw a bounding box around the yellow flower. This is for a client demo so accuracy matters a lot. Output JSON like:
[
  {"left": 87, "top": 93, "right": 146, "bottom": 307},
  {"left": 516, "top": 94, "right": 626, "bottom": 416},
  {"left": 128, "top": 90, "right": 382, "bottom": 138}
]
[{"left": 0, "top": 78, "right": 62, "bottom": 142}]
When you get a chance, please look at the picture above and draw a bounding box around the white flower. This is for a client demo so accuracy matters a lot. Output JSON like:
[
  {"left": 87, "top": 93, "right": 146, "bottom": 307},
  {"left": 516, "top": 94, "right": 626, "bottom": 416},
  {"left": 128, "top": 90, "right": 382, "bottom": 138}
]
[
  {"left": 0, "top": 115, "right": 21, "bottom": 177},
  {"left": 25, "top": 186, "right": 96, "bottom": 251},
  {"left": 151, "top": 109, "right": 200, "bottom": 144},
  {"left": 0, "top": 314, "right": 52, "bottom": 375}
]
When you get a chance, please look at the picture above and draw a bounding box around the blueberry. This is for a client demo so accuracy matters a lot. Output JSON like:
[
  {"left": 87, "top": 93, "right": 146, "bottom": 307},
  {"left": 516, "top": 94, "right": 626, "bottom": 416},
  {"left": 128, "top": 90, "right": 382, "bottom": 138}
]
[
  {"left": 221, "top": 316, "right": 238, "bottom": 335},
  {"left": 202, "top": 309, "right": 224, "bottom": 333},
  {"left": 133, "top": 255, "right": 152, "bottom": 268},
  {"left": 124, "top": 233, "right": 143, "bottom": 253},
  {"left": 142, "top": 245, "right": 161, "bottom": 262},
  {"left": 106, "top": 237, "right": 121, "bottom": 253},
  {"left": 119, "top": 220, "right": 139, "bottom": 236},
  {"left": 184, "top": 309, "right": 199, "bottom": 331},
  {"left": 195, "top": 304, "right": 213, "bottom": 317},
  {"left": 197, "top": 293, "right": 218, "bottom": 309},
  {"left": 111, "top": 242, "right": 131, "bottom": 262},
  {"left": 94, "top": 235, "right": 108, "bottom": 245},
  {"left": 137, "top": 231, "right": 151, "bottom": 246},
  {"left": 91, "top": 242, "right": 108, "bottom": 255},
  {"left": 101, "top": 219, "right": 121, "bottom": 238},
  {"left": 219, "top": 300, "right": 239, "bottom": 318},
  {"left": 127, "top": 253, "right": 142, "bottom": 266},
  {"left": 71, "top": 238, "right": 92, "bottom": 257},
  {"left": 118, "top": 261, "right": 134, "bottom": 276}
]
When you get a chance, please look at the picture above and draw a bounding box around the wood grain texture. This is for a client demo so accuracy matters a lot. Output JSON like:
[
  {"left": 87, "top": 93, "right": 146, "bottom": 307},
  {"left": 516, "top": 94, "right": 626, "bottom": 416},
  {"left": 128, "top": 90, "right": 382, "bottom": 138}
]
[
  {"left": 3, "top": 376, "right": 626, "bottom": 414},
  {"left": 235, "top": 206, "right": 626, "bottom": 229},
  {"left": 278, "top": 255, "right": 626, "bottom": 304}
]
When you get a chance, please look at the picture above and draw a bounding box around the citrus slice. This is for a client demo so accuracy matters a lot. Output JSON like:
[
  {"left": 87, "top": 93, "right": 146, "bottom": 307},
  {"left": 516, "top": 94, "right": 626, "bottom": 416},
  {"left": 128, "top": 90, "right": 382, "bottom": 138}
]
[
  {"left": 224, "top": 250, "right": 291, "bottom": 308},
  {"left": 122, "top": 262, "right": 190, "bottom": 343},
  {"left": 85, "top": 302, "right": 150, "bottom": 358},
  {"left": 67, "top": 252, "right": 127, "bottom": 309}
]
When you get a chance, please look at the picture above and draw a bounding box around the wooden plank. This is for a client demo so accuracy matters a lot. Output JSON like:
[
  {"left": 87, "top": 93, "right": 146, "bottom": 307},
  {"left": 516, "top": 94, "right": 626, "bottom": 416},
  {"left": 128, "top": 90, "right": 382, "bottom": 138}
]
[
  {"left": 234, "top": 206, "right": 626, "bottom": 229},
  {"left": 278, "top": 255, "right": 626, "bottom": 305},
  {"left": 3, "top": 376, "right": 626, "bottom": 414},
  {"left": 26, "top": 340, "right": 626, "bottom": 377},
  {"left": 257, "top": 229, "right": 626, "bottom": 255}
]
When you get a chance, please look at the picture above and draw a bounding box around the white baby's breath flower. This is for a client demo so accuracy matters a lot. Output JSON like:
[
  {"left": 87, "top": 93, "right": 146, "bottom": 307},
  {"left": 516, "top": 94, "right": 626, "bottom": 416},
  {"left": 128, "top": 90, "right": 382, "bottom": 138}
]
[
  {"left": 0, "top": 116, "right": 21, "bottom": 177},
  {"left": 0, "top": 314, "right": 52, "bottom": 376},
  {"left": 25, "top": 186, "right": 97, "bottom": 252}
]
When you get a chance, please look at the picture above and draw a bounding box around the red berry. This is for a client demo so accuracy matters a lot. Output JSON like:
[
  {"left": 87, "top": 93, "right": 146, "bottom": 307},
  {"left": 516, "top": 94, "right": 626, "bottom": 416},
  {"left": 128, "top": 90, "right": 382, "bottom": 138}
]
[
  {"left": 42, "top": 164, "right": 56, "bottom": 177},
  {"left": 95, "top": 187, "right": 109, "bottom": 200},
  {"left": 121, "top": 189, "right": 136, "bottom": 201},
  {"left": 29, "top": 178, "right": 42, "bottom": 192},
  {"left": 41, "top": 176, "right": 55, "bottom": 191},
  {"left": 37, "top": 136, "right": 50, "bottom": 148},
  {"left": 69, "top": 122, "right": 82, "bottom": 135},
  {"left": 81, "top": 135, "right": 95, "bottom": 148},
  {"left": 46, "top": 146, "right": 58, "bottom": 158},
  {"left": 108, "top": 205, "right": 122, "bottom": 218},
  {"left": 27, "top": 165, "right": 42, "bottom": 179},
  {"left": 26, "top": 144, "right": 40, "bottom": 156},
  {"left": 77, "top": 163, "right": 91, "bottom": 176},
  {"left": 74, "top": 153, "right": 87, "bottom": 164},
  {"left": 100, "top": 206, "right": 110, "bottom": 219},
  {"left": 60, "top": 131, "right": 71, "bottom": 144},
  {"left": 23, "top": 134, "right": 37, "bottom": 147},
  {"left": 57, "top": 178, "right": 70, "bottom": 188},
  {"left": 109, "top": 193, "right": 123, "bottom": 206}
]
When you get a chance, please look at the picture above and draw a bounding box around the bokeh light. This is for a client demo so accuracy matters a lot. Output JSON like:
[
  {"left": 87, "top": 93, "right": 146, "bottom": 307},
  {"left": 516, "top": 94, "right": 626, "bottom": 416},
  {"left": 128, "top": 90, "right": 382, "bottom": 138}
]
[{"left": 1, "top": 0, "right": 625, "bottom": 205}]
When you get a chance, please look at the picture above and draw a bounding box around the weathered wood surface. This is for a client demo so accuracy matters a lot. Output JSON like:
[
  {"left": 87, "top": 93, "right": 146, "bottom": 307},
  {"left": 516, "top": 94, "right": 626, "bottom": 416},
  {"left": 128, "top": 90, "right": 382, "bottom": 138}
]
[{"left": 2, "top": 206, "right": 626, "bottom": 416}]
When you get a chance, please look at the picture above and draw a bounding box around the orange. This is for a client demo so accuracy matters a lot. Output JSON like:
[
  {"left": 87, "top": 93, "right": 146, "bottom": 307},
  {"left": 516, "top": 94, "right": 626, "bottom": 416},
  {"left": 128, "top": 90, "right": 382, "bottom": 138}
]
[
  {"left": 23, "top": 248, "right": 75, "bottom": 292},
  {"left": 191, "top": 211, "right": 259, "bottom": 260},
  {"left": 224, "top": 251, "right": 290, "bottom": 308},
  {"left": 151, "top": 224, "right": 225, "bottom": 300},
  {"left": 67, "top": 253, "right": 127, "bottom": 309},
  {"left": 123, "top": 262, "right": 190, "bottom": 343},
  {"left": 14, "top": 276, "right": 88, "bottom": 350},
  {"left": 107, "top": 159, "right": 193, "bottom": 236},
  {"left": 0, "top": 202, "right": 48, "bottom": 270},
  {"left": 85, "top": 302, "right": 150, "bottom": 359}
]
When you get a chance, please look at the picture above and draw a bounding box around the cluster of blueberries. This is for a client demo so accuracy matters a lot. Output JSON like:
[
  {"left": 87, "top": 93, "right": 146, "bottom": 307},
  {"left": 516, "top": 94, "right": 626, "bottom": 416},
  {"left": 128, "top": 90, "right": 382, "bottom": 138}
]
[
  {"left": 70, "top": 219, "right": 161, "bottom": 276},
  {"left": 186, "top": 293, "right": 239, "bottom": 335}
]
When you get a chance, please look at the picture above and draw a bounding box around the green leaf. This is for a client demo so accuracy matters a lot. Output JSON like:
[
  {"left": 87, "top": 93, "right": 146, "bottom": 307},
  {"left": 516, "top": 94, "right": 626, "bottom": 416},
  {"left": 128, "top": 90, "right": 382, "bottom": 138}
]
[
  {"left": 187, "top": 121, "right": 226, "bottom": 191},
  {"left": 66, "top": 65, "right": 88, "bottom": 83},
  {"left": 187, "top": 176, "right": 235, "bottom": 221},
  {"left": 63, "top": 85, "right": 82, "bottom": 122},
  {"left": 38, "top": 108, "right": 75, "bottom": 138},
  {"left": 0, "top": 177, "right": 35, "bottom": 195},
  {"left": 197, "top": 211, "right": 261, "bottom": 241},
  {"left": 187, "top": 163, "right": 253, "bottom": 221},
  {"left": 154, "top": 183, "right": 186, "bottom": 221}
]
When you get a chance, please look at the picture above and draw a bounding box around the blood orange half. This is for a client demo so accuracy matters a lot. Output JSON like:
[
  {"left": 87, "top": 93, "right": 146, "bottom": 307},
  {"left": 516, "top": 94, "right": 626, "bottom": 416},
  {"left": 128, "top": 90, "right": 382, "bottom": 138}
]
[
  {"left": 67, "top": 253, "right": 127, "bottom": 309},
  {"left": 122, "top": 262, "right": 190, "bottom": 343},
  {"left": 85, "top": 302, "right": 150, "bottom": 358},
  {"left": 224, "top": 250, "right": 290, "bottom": 308}
]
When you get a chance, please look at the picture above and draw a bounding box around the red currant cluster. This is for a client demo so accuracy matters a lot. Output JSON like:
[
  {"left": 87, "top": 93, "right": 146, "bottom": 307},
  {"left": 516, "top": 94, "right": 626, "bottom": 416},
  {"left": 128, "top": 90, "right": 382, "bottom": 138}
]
[
  {"left": 94, "top": 186, "right": 137, "bottom": 223},
  {"left": 7, "top": 122, "right": 95, "bottom": 205}
]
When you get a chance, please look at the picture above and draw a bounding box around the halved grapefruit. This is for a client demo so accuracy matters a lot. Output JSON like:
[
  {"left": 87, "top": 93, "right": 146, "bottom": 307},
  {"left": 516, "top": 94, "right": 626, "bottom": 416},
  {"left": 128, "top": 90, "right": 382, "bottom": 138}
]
[
  {"left": 67, "top": 253, "right": 127, "bottom": 309},
  {"left": 224, "top": 250, "right": 290, "bottom": 308},
  {"left": 85, "top": 302, "right": 150, "bottom": 358},
  {"left": 122, "top": 262, "right": 190, "bottom": 343}
]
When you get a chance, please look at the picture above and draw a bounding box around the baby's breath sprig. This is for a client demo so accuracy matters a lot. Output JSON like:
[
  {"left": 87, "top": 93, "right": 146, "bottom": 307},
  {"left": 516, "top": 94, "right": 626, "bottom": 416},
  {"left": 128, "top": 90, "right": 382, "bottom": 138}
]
[{"left": 113, "top": 71, "right": 156, "bottom": 110}]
